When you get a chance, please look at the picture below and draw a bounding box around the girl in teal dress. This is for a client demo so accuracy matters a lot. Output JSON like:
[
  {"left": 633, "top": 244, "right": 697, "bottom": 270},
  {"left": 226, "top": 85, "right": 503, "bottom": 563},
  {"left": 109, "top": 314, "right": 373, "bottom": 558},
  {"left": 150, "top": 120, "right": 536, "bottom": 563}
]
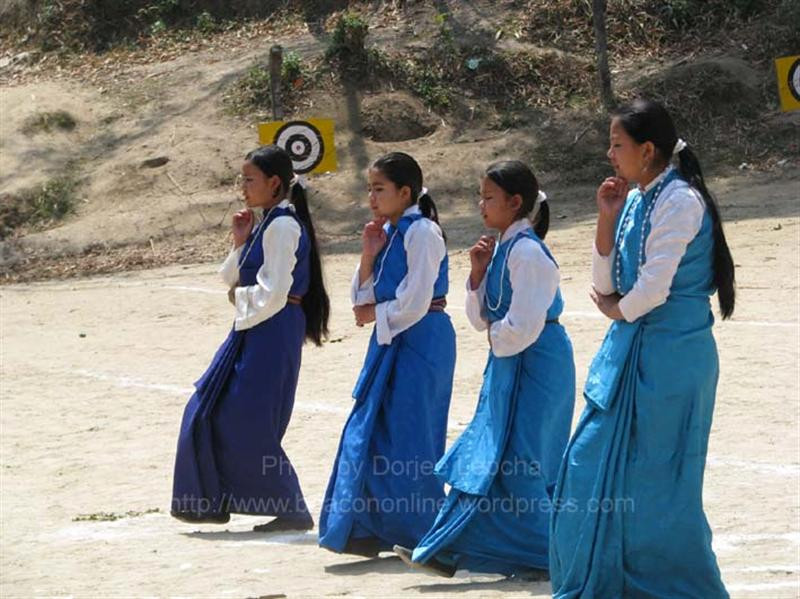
[
  {"left": 550, "top": 99, "right": 735, "bottom": 598},
  {"left": 395, "top": 161, "right": 575, "bottom": 578}
]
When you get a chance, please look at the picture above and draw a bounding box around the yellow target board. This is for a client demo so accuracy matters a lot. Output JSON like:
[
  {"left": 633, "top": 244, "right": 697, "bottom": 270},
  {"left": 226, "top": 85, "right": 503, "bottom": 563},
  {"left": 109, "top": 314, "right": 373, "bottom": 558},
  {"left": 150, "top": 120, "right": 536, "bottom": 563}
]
[
  {"left": 775, "top": 55, "right": 800, "bottom": 112},
  {"left": 258, "top": 118, "right": 338, "bottom": 175}
]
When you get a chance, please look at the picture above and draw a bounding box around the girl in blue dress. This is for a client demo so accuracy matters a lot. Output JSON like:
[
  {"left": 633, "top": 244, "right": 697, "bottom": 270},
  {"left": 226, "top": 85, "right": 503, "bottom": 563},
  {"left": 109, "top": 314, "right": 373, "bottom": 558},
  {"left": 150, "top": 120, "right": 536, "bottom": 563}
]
[
  {"left": 171, "top": 145, "right": 329, "bottom": 533},
  {"left": 319, "top": 152, "right": 456, "bottom": 557},
  {"left": 550, "top": 99, "right": 735, "bottom": 598},
  {"left": 394, "top": 160, "right": 575, "bottom": 578}
]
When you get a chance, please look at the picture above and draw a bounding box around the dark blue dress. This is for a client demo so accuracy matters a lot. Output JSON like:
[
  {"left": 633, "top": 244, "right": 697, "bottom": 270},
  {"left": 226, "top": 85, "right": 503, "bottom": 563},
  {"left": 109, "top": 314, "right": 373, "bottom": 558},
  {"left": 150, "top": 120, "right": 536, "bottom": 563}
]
[
  {"left": 319, "top": 213, "right": 457, "bottom": 551},
  {"left": 171, "top": 205, "right": 312, "bottom": 523}
]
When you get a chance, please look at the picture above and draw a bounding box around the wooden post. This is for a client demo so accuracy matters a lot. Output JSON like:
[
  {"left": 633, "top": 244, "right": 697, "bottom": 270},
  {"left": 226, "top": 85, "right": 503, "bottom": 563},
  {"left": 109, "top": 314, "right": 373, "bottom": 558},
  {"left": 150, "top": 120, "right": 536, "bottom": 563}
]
[
  {"left": 269, "top": 44, "right": 283, "bottom": 120},
  {"left": 592, "top": 0, "right": 615, "bottom": 111}
]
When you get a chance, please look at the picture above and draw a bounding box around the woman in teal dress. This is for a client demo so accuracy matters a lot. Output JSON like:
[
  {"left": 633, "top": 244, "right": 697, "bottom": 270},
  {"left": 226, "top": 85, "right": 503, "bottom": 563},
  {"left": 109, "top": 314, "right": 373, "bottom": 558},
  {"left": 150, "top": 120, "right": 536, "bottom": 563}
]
[
  {"left": 394, "top": 161, "right": 575, "bottom": 578},
  {"left": 550, "top": 99, "right": 735, "bottom": 598}
]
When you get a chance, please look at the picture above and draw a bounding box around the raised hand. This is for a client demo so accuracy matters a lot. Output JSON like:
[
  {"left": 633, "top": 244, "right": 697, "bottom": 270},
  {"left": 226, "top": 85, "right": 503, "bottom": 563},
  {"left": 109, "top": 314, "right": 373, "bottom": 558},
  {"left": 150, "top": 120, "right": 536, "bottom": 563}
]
[
  {"left": 232, "top": 209, "right": 254, "bottom": 248},
  {"left": 596, "top": 176, "right": 629, "bottom": 220},
  {"left": 469, "top": 235, "right": 496, "bottom": 290},
  {"left": 361, "top": 218, "right": 388, "bottom": 260}
]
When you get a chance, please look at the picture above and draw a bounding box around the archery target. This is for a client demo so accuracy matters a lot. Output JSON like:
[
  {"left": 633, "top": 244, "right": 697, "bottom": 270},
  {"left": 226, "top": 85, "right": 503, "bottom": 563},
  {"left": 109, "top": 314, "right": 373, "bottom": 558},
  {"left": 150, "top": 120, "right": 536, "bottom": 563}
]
[
  {"left": 258, "top": 118, "right": 338, "bottom": 174},
  {"left": 789, "top": 58, "right": 800, "bottom": 102},
  {"left": 274, "top": 121, "right": 325, "bottom": 174},
  {"left": 775, "top": 55, "right": 800, "bottom": 112}
]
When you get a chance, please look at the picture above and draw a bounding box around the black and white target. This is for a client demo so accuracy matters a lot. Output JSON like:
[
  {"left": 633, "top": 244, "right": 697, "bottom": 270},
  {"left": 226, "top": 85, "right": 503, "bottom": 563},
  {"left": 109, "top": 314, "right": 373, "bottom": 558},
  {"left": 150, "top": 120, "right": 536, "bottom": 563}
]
[
  {"left": 789, "top": 57, "right": 800, "bottom": 102},
  {"left": 274, "top": 121, "right": 325, "bottom": 174}
]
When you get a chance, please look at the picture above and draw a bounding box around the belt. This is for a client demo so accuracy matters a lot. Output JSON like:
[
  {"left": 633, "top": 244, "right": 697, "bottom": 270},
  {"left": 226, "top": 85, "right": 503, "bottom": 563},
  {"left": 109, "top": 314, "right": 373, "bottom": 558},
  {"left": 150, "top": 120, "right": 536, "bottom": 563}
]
[
  {"left": 545, "top": 318, "right": 560, "bottom": 325},
  {"left": 429, "top": 297, "right": 447, "bottom": 312},
  {"left": 287, "top": 294, "right": 303, "bottom": 306}
]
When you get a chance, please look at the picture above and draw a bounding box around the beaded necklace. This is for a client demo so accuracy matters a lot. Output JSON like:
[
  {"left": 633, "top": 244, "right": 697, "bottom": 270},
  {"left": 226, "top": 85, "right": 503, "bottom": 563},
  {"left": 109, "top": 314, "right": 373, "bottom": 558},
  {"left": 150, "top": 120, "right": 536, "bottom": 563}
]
[
  {"left": 485, "top": 231, "right": 526, "bottom": 312},
  {"left": 613, "top": 175, "right": 669, "bottom": 290}
]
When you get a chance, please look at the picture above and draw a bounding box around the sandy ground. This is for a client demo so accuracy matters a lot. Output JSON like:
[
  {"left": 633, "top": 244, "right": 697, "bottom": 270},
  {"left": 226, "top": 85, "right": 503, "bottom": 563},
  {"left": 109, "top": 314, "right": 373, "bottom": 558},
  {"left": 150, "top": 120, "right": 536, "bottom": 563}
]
[{"left": 1, "top": 172, "right": 799, "bottom": 598}]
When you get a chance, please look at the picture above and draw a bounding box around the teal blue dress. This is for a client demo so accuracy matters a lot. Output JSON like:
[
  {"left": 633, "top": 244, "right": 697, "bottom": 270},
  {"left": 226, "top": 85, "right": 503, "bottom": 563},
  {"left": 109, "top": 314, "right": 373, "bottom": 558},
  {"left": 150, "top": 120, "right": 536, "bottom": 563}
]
[
  {"left": 411, "top": 227, "right": 575, "bottom": 575},
  {"left": 550, "top": 169, "right": 729, "bottom": 598}
]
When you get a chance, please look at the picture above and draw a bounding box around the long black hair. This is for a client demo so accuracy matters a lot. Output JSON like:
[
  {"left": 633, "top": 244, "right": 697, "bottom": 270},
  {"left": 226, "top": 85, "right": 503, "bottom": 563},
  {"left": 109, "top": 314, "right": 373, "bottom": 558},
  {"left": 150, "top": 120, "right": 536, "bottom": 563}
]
[
  {"left": 613, "top": 98, "right": 735, "bottom": 319},
  {"left": 371, "top": 151, "right": 445, "bottom": 239},
  {"left": 245, "top": 144, "right": 330, "bottom": 345},
  {"left": 484, "top": 160, "right": 550, "bottom": 240}
]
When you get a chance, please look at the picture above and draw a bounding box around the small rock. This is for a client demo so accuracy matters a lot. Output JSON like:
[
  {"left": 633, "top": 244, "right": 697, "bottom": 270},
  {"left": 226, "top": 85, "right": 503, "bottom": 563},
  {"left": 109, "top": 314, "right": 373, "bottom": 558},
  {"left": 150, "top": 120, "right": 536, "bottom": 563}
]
[
  {"left": 777, "top": 159, "right": 788, "bottom": 167},
  {"left": 79, "top": 333, "right": 86, "bottom": 338},
  {"left": 738, "top": 162, "right": 751, "bottom": 170},
  {"left": 773, "top": 223, "right": 782, "bottom": 231},
  {"left": 141, "top": 156, "right": 169, "bottom": 168}
]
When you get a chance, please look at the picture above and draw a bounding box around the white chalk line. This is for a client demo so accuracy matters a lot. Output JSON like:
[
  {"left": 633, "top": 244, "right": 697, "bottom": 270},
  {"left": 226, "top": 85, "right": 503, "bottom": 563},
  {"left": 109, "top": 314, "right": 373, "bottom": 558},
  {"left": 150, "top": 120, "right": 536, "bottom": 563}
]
[
  {"left": 445, "top": 306, "right": 798, "bottom": 328},
  {"left": 714, "top": 532, "right": 800, "bottom": 554},
  {"left": 560, "top": 310, "right": 799, "bottom": 329},
  {"left": 75, "top": 369, "right": 194, "bottom": 395},
  {"left": 46, "top": 512, "right": 316, "bottom": 545},
  {"left": 73, "top": 369, "right": 348, "bottom": 415},
  {"left": 24, "top": 280, "right": 800, "bottom": 329},
  {"left": 71, "top": 370, "right": 797, "bottom": 475},
  {"left": 726, "top": 580, "right": 800, "bottom": 592},
  {"left": 707, "top": 457, "right": 800, "bottom": 477},
  {"left": 9, "top": 280, "right": 798, "bottom": 328},
  {"left": 163, "top": 285, "right": 223, "bottom": 295},
  {"left": 45, "top": 512, "right": 164, "bottom": 543},
  {"left": 736, "top": 565, "right": 800, "bottom": 573}
]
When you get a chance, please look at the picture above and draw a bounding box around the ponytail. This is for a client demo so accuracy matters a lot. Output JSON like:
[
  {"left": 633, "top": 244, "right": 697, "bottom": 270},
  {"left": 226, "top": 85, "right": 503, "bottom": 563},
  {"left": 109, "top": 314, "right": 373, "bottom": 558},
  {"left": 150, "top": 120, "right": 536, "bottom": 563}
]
[
  {"left": 290, "top": 182, "right": 330, "bottom": 345},
  {"left": 418, "top": 191, "right": 446, "bottom": 242},
  {"left": 533, "top": 199, "right": 550, "bottom": 240},
  {"left": 614, "top": 99, "right": 736, "bottom": 319},
  {"left": 676, "top": 146, "right": 735, "bottom": 319}
]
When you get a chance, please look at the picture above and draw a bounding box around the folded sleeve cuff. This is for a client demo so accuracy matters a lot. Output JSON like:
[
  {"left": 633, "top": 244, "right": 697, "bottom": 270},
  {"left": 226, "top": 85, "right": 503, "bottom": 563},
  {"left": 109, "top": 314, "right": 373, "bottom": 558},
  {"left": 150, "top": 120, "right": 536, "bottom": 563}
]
[
  {"left": 618, "top": 290, "right": 646, "bottom": 323},
  {"left": 351, "top": 270, "right": 376, "bottom": 306},
  {"left": 219, "top": 246, "right": 243, "bottom": 287},
  {"left": 375, "top": 301, "right": 392, "bottom": 345},
  {"left": 592, "top": 242, "right": 616, "bottom": 295}
]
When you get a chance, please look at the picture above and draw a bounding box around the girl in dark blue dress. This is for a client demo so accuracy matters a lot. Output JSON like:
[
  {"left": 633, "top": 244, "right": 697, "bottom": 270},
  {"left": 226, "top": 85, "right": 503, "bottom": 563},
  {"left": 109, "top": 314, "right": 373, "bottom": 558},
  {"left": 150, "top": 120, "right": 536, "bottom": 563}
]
[{"left": 171, "top": 145, "right": 329, "bottom": 533}]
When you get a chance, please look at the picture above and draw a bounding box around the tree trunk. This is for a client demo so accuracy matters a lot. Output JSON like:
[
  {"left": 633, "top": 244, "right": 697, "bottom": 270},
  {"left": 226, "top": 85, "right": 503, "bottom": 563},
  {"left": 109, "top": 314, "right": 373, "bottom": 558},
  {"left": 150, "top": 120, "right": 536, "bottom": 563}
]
[
  {"left": 269, "top": 45, "right": 283, "bottom": 120},
  {"left": 592, "top": 0, "right": 615, "bottom": 110}
]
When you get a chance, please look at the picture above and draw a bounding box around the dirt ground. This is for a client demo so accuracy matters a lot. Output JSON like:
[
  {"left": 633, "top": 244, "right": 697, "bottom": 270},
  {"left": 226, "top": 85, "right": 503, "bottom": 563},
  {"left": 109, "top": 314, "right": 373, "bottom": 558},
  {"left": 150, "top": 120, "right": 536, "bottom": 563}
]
[
  {"left": 1, "top": 171, "right": 798, "bottom": 598},
  {"left": 1, "top": 4, "right": 799, "bottom": 595}
]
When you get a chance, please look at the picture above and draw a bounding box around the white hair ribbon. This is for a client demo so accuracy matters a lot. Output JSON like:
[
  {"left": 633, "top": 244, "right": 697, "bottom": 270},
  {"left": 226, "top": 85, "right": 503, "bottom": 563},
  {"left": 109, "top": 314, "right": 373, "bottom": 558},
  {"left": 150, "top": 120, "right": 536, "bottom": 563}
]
[
  {"left": 673, "top": 138, "right": 687, "bottom": 155},
  {"left": 291, "top": 175, "right": 308, "bottom": 190},
  {"left": 418, "top": 186, "right": 429, "bottom": 200},
  {"left": 538, "top": 190, "right": 548, "bottom": 204}
]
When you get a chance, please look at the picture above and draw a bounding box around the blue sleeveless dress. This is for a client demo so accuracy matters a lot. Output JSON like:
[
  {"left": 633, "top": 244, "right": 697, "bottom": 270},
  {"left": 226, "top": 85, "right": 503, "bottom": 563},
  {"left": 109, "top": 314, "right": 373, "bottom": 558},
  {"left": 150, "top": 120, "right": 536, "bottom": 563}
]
[
  {"left": 319, "top": 213, "right": 456, "bottom": 551},
  {"left": 550, "top": 171, "right": 729, "bottom": 597},
  {"left": 411, "top": 228, "right": 575, "bottom": 575},
  {"left": 171, "top": 205, "right": 312, "bottom": 523}
]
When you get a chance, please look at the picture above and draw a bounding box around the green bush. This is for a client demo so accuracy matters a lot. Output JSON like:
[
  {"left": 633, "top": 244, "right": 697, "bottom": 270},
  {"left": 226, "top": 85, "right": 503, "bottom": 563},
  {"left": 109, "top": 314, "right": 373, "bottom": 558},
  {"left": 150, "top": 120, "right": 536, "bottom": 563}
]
[
  {"left": 326, "top": 12, "right": 369, "bottom": 72},
  {"left": 0, "top": 175, "right": 79, "bottom": 239},
  {"left": 195, "top": 11, "right": 219, "bottom": 34},
  {"left": 223, "top": 53, "right": 310, "bottom": 116},
  {"left": 30, "top": 176, "right": 79, "bottom": 222},
  {"left": 282, "top": 51, "right": 304, "bottom": 84}
]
